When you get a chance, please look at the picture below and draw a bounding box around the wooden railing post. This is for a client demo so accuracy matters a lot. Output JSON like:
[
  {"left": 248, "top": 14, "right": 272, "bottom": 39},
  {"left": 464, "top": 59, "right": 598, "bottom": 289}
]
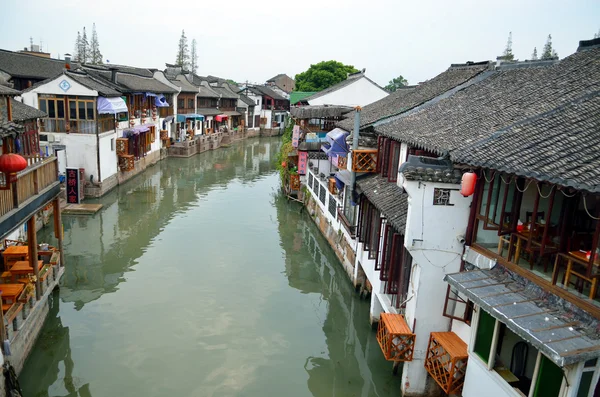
[
  {"left": 11, "top": 182, "right": 18, "bottom": 209},
  {"left": 53, "top": 198, "right": 64, "bottom": 268},
  {"left": 27, "top": 216, "right": 40, "bottom": 300},
  {"left": 33, "top": 168, "right": 39, "bottom": 194}
]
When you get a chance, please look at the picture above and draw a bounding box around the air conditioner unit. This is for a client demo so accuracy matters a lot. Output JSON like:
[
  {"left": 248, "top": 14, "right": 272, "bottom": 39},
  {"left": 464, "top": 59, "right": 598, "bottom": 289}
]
[
  {"left": 54, "top": 135, "right": 61, "bottom": 143},
  {"left": 47, "top": 134, "right": 55, "bottom": 142}
]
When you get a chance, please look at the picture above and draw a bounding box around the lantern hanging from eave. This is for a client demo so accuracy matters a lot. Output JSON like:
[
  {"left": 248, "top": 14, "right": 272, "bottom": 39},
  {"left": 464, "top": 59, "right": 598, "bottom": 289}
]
[
  {"left": 0, "top": 153, "right": 28, "bottom": 189},
  {"left": 460, "top": 171, "right": 477, "bottom": 197}
]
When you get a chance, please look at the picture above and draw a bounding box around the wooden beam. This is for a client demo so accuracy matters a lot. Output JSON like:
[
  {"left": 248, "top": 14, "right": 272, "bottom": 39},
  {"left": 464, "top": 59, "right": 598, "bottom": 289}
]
[
  {"left": 27, "top": 216, "right": 40, "bottom": 300},
  {"left": 53, "top": 198, "right": 64, "bottom": 267}
]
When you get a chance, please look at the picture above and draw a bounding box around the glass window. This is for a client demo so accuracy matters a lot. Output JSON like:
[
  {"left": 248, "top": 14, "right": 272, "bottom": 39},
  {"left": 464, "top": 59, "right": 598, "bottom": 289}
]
[
  {"left": 57, "top": 100, "right": 65, "bottom": 119},
  {"left": 69, "top": 100, "right": 77, "bottom": 120},
  {"left": 577, "top": 371, "right": 594, "bottom": 397},
  {"left": 39, "top": 99, "right": 47, "bottom": 114},
  {"left": 86, "top": 102, "right": 94, "bottom": 120},
  {"left": 473, "top": 309, "right": 495, "bottom": 363},
  {"left": 48, "top": 100, "right": 56, "bottom": 118},
  {"left": 78, "top": 102, "right": 86, "bottom": 120}
]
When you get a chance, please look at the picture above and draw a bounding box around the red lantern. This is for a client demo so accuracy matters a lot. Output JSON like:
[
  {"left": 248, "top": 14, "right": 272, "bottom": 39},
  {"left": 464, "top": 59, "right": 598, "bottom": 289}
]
[
  {"left": 0, "top": 153, "right": 28, "bottom": 186},
  {"left": 281, "top": 161, "right": 287, "bottom": 168},
  {"left": 460, "top": 171, "right": 477, "bottom": 197}
]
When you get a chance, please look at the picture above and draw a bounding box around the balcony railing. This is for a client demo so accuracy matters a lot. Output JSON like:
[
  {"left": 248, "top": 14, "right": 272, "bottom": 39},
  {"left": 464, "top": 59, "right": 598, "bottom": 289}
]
[
  {"left": 0, "top": 156, "right": 58, "bottom": 219},
  {"left": 41, "top": 118, "right": 114, "bottom": 134}
]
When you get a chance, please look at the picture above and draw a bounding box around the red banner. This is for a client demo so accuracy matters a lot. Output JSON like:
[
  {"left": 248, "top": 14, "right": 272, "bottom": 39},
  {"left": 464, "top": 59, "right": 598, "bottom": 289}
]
[
  {"left": 66, "top": 167, "right": 80, "bottom": 204},
  {"left": 292, "top": 125, "right": 300, "bottom": 147}
]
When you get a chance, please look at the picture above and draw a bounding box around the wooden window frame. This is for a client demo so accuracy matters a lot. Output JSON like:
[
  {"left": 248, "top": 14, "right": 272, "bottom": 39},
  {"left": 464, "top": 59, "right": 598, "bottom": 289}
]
[
  {"left": 368, "top": 209, "right": 382, "bottom": 260},
  {"left": 442, "top": 285, "right": 473, "bottom": 324},
  {"left": 388, "top": 140, "right": 401, "bottom": 182}
]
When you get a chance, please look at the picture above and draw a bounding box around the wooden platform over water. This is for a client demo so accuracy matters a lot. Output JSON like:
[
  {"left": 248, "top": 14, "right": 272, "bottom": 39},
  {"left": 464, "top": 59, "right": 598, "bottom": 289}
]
[{"left": 63, "top": 204, "right": 103, "bottom": 215}]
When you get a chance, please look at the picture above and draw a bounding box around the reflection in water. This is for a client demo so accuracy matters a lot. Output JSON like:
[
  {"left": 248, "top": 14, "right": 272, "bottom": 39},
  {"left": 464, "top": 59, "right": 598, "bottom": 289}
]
[{"left": 20, "top": 138, "right": 400, "bottom": 397}]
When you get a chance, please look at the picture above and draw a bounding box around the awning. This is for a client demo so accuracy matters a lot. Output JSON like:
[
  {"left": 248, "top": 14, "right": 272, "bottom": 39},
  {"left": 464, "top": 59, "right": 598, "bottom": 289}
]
[
  {"left": 322, "top": 128, "right": 349, "bottom": 157},
  {"left": 222, "top": 110, "right": 242, "bottom": 116},
  {"left": 145, "top": 92, "right": 157, "bottom": 97},
  {"left": 176, "top": 114, "right": 205, "bottom": 122},
  {"left": 97, "top": 97, "right": 128, "bottom": 115},
  {"left": 155, "top": 94, "right": 169, "bottom": 107},
  {"left": 215, "top": 115, "right": 228, "bottom": 122},
  {"left": 445, "top": 268, "right": 600, "bottom": 367},
  {"left": 124, "top": 123, "right": 155, "bottom": 136},
  {"left": 162, "top": 115, "right": 174, "bottom": 129},
  {"left": 335, "top": 169, "right": 353, "bottom": 186}
]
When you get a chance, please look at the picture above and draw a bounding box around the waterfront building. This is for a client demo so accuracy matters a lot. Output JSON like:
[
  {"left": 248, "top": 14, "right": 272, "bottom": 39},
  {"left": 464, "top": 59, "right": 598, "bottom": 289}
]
[
  {"left": 239, "top": 85, "right": 290, "bottom": 134},
  {"left": 266, "top": 73, "right": 295, "bottom": 94},
  {"left": 296, "top": 69, "right": 389, "bottom": 108},
  {"left": 0, "top": 84, "right": 64, "bottom": 394},
  {"left": 301, "top": 37, "right": 600, "bottom": 396}
]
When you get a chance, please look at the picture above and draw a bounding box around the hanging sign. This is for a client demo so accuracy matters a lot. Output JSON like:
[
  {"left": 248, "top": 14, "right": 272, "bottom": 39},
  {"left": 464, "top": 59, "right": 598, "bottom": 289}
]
[
  {"left": 292, "top": 125, "right": 300, "bottom": 147},
  {"left": 66, "top": 167, "right": 80, "bottom": 204},
  {"left": 298, "top": 151, "right": 308, "bottom": 175}
]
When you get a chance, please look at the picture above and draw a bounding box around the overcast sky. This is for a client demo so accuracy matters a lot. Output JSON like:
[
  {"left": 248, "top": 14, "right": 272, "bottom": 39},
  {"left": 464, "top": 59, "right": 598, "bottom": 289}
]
[{"left": 2, "top": 0, "right": 599, "bottom": 87}]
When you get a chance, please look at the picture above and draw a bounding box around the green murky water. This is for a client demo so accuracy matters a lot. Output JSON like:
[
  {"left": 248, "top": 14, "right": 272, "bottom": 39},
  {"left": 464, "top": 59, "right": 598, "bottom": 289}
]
[{"left": 19, "top": 138, "right": 401, "bottom": 397}]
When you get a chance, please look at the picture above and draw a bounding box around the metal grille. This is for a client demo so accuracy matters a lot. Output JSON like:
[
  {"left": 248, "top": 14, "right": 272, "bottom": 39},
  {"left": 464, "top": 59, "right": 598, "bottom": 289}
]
[
  {"left": 328, "top": 194, "right": 337, "bottom": 218},
  {"left": 308, "top": 173, "right": 314, "bottom": 191},
  {"left": 319, "top": 184, "right": 326, "bottom": 204},
  {"left": 312, "top": 174, "right": 318, "bottom": 192}
]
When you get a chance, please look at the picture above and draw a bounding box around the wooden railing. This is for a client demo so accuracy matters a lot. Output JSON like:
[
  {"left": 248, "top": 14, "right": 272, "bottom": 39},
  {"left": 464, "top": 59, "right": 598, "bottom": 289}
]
[
  {"left": 352, "top": 149, "right": 378, "bottom": 173},
  {"left": 0, "top": 156, "right": 58, "bottom": 218},
  {"left": 41, "top": 118, "right": 114, "bottom": 134}
]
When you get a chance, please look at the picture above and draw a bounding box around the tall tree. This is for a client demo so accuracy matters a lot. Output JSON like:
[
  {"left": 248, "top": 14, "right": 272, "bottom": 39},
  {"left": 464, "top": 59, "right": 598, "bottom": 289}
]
[
  {"left": 79, "top": 27, "right": 90, "bottom": 64},
  {"left": 531, "top": 47, "right": 538, "bottom": 60},
  {"left": 541, "top": 34, "right": 558, "bottom": 60},
  {"left": 90, "top": 23, "right": 103, "bottom": 65},
  {"left": 175, "top": 30, "right": 190, "bottom": 70},
  {"left": 190, "top": 39, "right": 198, "bottom": 74},
  {"left": 502, "top": 32, "right": 514, "bottom": 60},
  {"left": 294, "top": 61, "right": 359, "bottom": 92},
  {"left": 594, "top": 29, "right": 600, "bottom": 39},
  {"left": 73, "top": 31, "right": 82, "bottom": 62},
  {"left": 384, "top": 75, "right": 408, "bottom": 92}
]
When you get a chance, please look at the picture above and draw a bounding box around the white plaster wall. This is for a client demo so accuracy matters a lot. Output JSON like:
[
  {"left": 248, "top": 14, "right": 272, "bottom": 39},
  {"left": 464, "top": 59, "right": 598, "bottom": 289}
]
[
  {"left": 462, "top": 353, "right": 525, "bottom": 397},
  {"left": 22, "top": 75, "right": 98, "bottom": 100},
  {"left": 400, "top": 180, "right": 474, "bottom": 396},
  {"left": 39, "top": 133, "right": 98, "bottom": 179},
  {"left": 99, "top": 131, "right": 118, "bottom": 182},
  {"left": 451, "top": 320, "right": 472, "bottom": 347},
  {"left": 308, "top": 77, "right": 388, "bottom": 107}
]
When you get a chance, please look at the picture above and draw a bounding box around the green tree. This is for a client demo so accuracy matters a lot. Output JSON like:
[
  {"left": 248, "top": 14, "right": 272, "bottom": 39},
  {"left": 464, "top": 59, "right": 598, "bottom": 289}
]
[
  {"left": 80, "top": 27, "right": 89, "bottom": 64},
  {"left": 531, "top": 47, "right": 538, "bottom": 60},
  {"left": 190, "top": 39, "right": 198, "bottom": 74},
  {"left": 175, "top": 30, "right": 190, "bottom": 70},
  {"left": 73, "top": 31, "right": 81, "bottom": 62},
  {"left": 541, "top": 34, "right": 558, "bottom": 60},
  {"left": 384, "top": 75, "right": 408, "bottom": 92},
  {"left": 502, "top": 32, "right": 514, "bottom": 60},
  {"left": 90, "top": 23, "right": 103, "bottom": 65},
  {"left": 294, "top": 60, "right": 359, "bottom": 92}
]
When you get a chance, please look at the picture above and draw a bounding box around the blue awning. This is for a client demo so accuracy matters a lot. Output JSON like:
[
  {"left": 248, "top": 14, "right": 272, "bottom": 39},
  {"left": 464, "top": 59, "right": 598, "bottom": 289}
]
[
  {"left": 155, "top": 94, "right": 169, "bottom": 107},
  {"left": 321, "top": 128, "right": 349, "bottom": 157},
  {"left": 176, "top": 114, "right": 204, "bottom": 122}
]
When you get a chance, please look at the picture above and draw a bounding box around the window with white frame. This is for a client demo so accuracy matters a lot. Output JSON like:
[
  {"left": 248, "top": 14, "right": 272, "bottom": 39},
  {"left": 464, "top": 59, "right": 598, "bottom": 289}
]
[{"left": 472, "top": 306, "right": 600, "bottom": 397}]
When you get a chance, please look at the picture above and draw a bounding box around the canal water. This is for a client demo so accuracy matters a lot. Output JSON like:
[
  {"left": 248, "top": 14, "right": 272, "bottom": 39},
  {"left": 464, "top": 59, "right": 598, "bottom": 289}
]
[{"left": 19, "top": 138, "right": 402, "bottom": 397}]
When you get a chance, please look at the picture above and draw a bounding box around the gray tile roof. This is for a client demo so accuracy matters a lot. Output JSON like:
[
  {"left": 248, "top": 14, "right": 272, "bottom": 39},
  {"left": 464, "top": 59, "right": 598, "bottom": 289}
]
[
  {"left": 239, "top": 94, "right": 255, "bottom": 106},
  {"left": 376, "top": 47, "right": 600, "bottom": 160},
  {"left": 267, "top": 73, "right": 290, "bottom": 82},
  {"left": 338, "top": 62, "right": 490, "bottom": 131},
  {"left": 67, "top": 71, "right": 123, "bottom": 97},
  {"left": 0, "top": 49, "right": 79, "bottom": 79},
  {"left": 196, "top": 107, "right": 222, "bottom": 116},
  {"left": 198, "top": 85, "right": 219, "bottom": 98},
  {"left": 246, "top": 85, "right": 288, "bottom": 101},
  {"left": 0, "top": 85, "right": 20, "bottom": 95},
  {"left": 356, "top": 175, "right": 408, "bottom": 234},
  {"left": 10, "top": 98, "right": 46, "bottom": 121},
  {"left": 210, "top": 85, "right": 238, "bottom": 99},
  {"left": 171, "top": 75, "right": 199, "bottom": 93},
  {"left": 304, "top": 74, "right": 384, "bottom": 103},
  {"left": 85, "top": 67, "right": 178, "bottom": 94},
  {"left": 453, "top": 92, "right": 600, "bottom": 193}
]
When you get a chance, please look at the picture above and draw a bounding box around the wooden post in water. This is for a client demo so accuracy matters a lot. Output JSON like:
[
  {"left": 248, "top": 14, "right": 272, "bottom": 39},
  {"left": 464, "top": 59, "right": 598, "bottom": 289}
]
[
  {"left": 27, "top": 216, "right": 40, "bottom": 300},
  {"left": 53, "top": 198, "right": 65, "bottom": 267}
]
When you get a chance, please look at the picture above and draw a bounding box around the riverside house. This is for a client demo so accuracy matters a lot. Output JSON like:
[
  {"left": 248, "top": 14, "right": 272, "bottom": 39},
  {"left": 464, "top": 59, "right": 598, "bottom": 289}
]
[
  {"left": 0, "top": 84, "right": 64, "bottom": 395},
  {"left": 303, "top": 38, "right": 600, "bottom": 397}
]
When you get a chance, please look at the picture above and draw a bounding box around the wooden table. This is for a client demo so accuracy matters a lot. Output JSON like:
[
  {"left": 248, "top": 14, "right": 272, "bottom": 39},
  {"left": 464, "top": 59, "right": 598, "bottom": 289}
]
[
  {"left": 10, "top": 260, "right": 43, "bottom": 277},
  {"left": 2, "top": 246, "right": 29, "bottom": 270},
  {"left": 512, "top": 230, "right": 557, "bottom": 270},
  {"left": 494, "top": 366, "right": 519, "bottom": 383},
  {"left": 556, "top": 251, "right": 600, "bottom": 298},
  {"left": 0, "top": 283, "right": 24, "bottom": 304}
]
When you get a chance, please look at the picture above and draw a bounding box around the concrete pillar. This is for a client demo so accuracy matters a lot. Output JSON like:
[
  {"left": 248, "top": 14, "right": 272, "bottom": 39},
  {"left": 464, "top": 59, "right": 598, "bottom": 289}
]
[{"left": 370, "top": 292, "right": 384, "bottom": 326}]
